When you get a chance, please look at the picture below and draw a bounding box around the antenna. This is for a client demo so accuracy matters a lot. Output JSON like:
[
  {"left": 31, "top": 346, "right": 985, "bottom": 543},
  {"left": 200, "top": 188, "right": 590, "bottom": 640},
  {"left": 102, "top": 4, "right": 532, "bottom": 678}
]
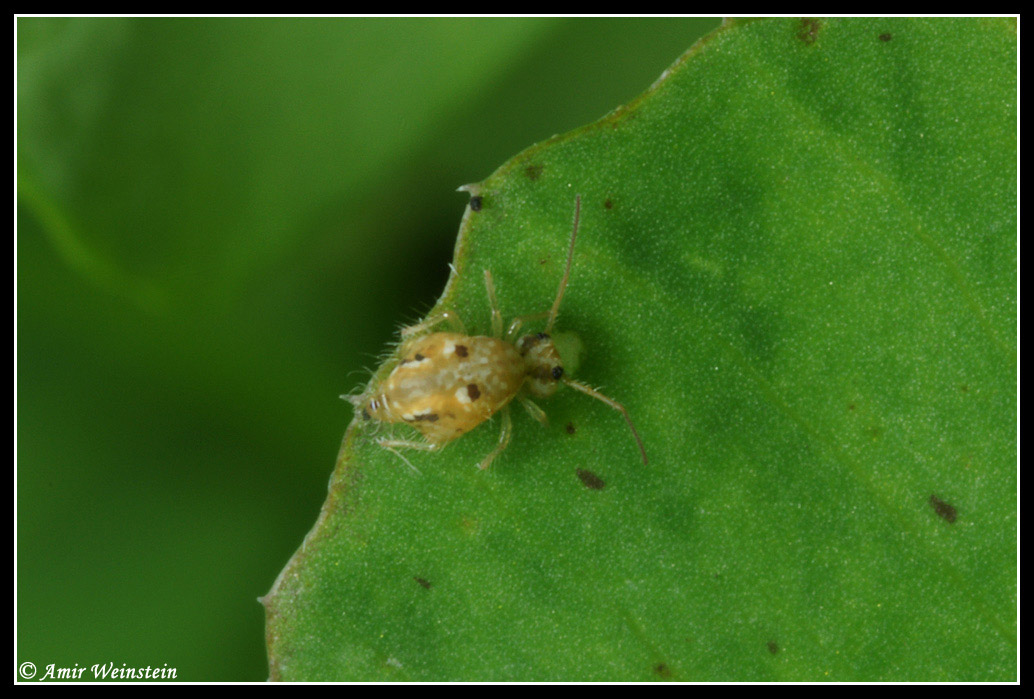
[
  {"left": 563, "top": 378, "right": 648, "bottom": 465},
  {"left": 545, "top": 195, "right": 581, "bottom": 333}
]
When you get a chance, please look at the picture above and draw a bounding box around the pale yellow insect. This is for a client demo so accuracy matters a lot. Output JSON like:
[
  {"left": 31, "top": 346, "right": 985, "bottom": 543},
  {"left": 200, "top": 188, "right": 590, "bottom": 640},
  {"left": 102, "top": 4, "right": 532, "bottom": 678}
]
[{"left": 346, "top": 196, "right": 647, "bottom": 470}]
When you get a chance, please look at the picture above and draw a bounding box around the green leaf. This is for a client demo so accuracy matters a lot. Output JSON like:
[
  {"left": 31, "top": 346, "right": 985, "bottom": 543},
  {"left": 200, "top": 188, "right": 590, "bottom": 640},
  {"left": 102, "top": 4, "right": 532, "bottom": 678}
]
[{"left": 265, "top": 18, "right": 1016, "bottom": 681}]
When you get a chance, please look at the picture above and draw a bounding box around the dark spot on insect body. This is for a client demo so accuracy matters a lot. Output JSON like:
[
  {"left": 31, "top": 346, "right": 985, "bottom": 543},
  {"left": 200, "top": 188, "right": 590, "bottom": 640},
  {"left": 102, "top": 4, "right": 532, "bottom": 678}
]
[
  {"left": 929, "top": 494, "right": 958, "bottom": 523},
  {"left": 879, "top": 32, "right": 892, "bottom": 42},
  {"left": 414, "top": 353, "right": 425, "bottom": 361},
  {"left": 798, "top": 18, "right": 821, "bottom": 44},
  {"left": 455, "top": 345, "right": 469, "bottom": 358},
  {"left": 361, "top": 409, "right": 371, "bottom": 421},
  {"left": 536, "top": 332, "right": 550, "bottom": 340},
  {"left": 466, "top": 383, "right": 481, "bottom": 400},
  {"left": 414, "top": 576, "right": 432, "bottom": 589},
  {"left": 653, "top": 663, "right": 672, "bottom": 679},
  {"left": 551, "top": 366, "right": 564, "bottom": 380},
  {"left": 565, "top": 422, "right": 576, "bottom": 434},
  {"left": 413, "top": 413, "right": 440, "bottom": 423},
  {"left": 531, "top": 366, "right": 553, "bottom": 382},
  {"left": 469, "top": 195, "right": 482, "bottom": 212},
  {"left": 576, "top": 468, "right": 605, "bottom": 490},
  {"left": 524, "top": 164, "right": 543, "bottom": 180},
  {"left": 767, "top": 640, "right": 780, "bottom": 655}
]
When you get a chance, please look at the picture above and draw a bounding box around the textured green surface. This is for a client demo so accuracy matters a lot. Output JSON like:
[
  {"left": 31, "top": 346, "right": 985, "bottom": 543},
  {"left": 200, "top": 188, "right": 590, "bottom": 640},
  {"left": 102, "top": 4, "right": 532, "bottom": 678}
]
[{"left": 265, "top": 18, "right": 1016, "bottom": 681}]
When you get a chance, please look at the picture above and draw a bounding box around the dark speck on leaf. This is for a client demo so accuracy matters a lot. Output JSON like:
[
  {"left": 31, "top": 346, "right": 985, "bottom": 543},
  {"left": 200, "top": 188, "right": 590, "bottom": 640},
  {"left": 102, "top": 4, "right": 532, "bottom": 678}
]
[
  {"left": 576, "top": 469, "right": 605, "bottom": 490},
  {"left": 565, "top": 422, "right": 576, "bottom": 435},
  {"left": 767, "top": 640, "right": 780, "bottom": 655},
  {"left": 414, "top": 577, "right": 432, "bottom": 589},
  {"left": 525, "top": 164, "right": 543, "bottom": 180},
  {"left": 798, "top": 18, "right": 821, "bottom": 44},
  {"left": 929, "top": 494, "right": 958, "bottom": 523},
  {"left": 653, "top": 663, "right": 672, "bottom": 678},
  {"left": 879, "top": 32, "right": 892, "bottom": 42},
  {"left": 469, "top": 195, "right": 482, "bottom": 212}
]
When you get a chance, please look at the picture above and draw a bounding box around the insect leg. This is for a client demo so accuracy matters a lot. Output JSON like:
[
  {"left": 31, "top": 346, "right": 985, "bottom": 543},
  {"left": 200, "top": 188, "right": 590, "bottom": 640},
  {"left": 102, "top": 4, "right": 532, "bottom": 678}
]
[
  {"left": 505, "top": 312, "right": 549, "bottom": 342},
  {"left": 378, "top": 444, "right": 421, "bottom": 474},
  {"left": 518, "top": 395, "right": 549, "bottom": 427},
  {"left": 477, "top": 404, "right": 512, "bottom": 470},
  {"left": 562, "top": 378, "right": 648, "bottom": 465},
  {"left": 375, "top": 437, "right": 443, "bottom": 452},
  {"left": 400, "top": 309, "right": 467, "bottom": 338},
  {"left": 483, "top": 270, "right": 503, "bottom": 338},
  {"left": 374, "top": 437, "right": 444, "bottom": 474}
]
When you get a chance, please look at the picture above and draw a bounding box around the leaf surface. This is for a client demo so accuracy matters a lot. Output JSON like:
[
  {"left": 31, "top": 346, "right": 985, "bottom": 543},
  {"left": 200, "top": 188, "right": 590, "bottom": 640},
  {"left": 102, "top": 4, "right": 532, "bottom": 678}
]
[{"left": 265, "top": 18, "right": 1016, "bottom": 681}]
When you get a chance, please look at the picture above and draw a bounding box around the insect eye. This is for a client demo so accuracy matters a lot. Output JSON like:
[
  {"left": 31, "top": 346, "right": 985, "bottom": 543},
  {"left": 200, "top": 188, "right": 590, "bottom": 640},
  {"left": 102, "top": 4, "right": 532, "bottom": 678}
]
[
  {"left": 536, "top": 332, "right": 551, "bottom": 340},
  {"left": 551, "top": 366, "right": 564, "bottom": 380},
  {"left": 361, "top": 409, "right": 371, "bottom": 421}
]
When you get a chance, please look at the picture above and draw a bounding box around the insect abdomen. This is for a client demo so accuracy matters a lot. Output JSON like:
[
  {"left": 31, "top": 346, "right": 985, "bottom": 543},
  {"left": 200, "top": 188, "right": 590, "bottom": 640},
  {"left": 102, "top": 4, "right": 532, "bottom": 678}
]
[{"left": 380, "top": 333, "right": 524, "bottom": 443}]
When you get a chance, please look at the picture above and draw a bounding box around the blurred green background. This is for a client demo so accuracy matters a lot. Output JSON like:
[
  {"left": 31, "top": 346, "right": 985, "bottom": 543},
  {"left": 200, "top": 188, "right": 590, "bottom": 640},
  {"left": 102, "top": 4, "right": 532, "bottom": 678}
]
[{"left": 17, "top": 17, "right": 721, "bottom": 681}]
